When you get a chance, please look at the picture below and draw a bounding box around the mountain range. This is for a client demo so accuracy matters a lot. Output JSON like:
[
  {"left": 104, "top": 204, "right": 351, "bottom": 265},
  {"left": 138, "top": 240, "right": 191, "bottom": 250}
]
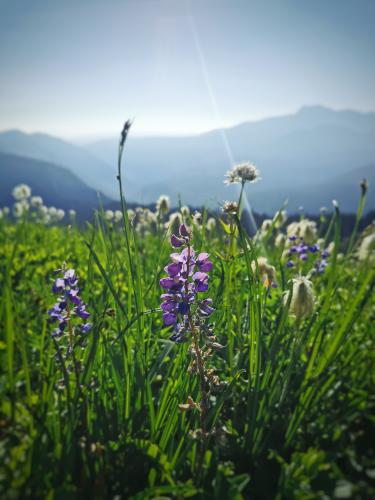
[{"left": 0, "top": 106, "right": 374, "bottom": 215}]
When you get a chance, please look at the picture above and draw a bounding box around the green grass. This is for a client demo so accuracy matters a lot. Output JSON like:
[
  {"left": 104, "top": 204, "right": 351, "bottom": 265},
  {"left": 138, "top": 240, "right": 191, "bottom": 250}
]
[{"left": 0, "top": 186, "right": 374, "bottom": 499}]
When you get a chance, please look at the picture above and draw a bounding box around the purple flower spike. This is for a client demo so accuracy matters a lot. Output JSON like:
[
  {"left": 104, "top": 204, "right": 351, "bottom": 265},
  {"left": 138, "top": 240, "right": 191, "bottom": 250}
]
[
  {"left": 179, "top": 224, "right": 190, "bottom": 238},
  {"left": 159, "top": 227, "right": 214, "bottom": 337},
  {"left": 52, "top": 278, "right": 65, "bottom": 293},
  {"left": 171, "top": 234, "right": 183, "bottom": 248},
  {"left": 48, "top": 267, "right": 92, "bottom": 343}
]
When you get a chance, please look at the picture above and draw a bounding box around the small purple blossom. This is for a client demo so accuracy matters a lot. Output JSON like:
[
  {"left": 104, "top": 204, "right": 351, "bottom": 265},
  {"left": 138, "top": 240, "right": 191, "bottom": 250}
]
[
  {"left": 48, "top": 267, "right": 92, "bottom": 339},
  {"left": 286, "top": 236, "right": 330, "bottom": 274},
  {"left": 160, "top": 224, "right": 214, "bottom": 341}
]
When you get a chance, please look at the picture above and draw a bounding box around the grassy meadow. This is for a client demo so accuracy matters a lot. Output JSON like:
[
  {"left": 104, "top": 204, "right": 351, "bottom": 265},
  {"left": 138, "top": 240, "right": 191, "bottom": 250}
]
[{"left": 0, "top": 142, "right": 374, "bottom": 499}]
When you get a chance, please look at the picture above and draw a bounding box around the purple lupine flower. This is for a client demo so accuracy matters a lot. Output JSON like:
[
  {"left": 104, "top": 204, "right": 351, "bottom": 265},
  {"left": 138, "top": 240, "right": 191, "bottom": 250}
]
[
  {"left": 48, "top": 267, "right": 92, "bottom": 342},
  {"left": 286, "top": 236, "right": 330, "bottom": 274},
  {"left": 159, "top": 224, "right": 215, "bottom": 342}
]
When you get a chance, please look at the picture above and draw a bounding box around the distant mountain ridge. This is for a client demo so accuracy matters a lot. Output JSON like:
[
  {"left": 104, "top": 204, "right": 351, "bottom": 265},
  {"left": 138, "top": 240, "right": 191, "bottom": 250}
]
[
  {"left": 0, "top": 129, "right": 119, "bottom": 197},
  {"left": 0, "top": 152, "right": 110, "bottom": 219},
  {"left": 0, "top": 106, "right": 374, "bottom": 213},
  {"left": 85, "top": 106, "right": 375, "bottom": 212}
]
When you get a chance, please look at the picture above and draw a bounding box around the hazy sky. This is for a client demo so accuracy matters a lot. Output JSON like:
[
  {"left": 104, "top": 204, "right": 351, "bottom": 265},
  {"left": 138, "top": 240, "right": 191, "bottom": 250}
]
[{"left": 1, "top": 0, "right": 375, "bottom": 139}]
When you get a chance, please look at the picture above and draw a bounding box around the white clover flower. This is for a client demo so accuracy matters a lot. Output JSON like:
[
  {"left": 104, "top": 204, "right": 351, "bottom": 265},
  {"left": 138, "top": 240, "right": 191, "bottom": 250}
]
[
  {"left": 273, "top": 209, "right": 287, "bottom": 228},
  {"left": 13, "top": 200, "right": 29, "bottom": 217},
  {"left": 12, "top": 183, "right": 31, "bottom": 201},
  {"left": 192, "top": 211, "right": 202, "bottom": 226},
  {"left": 224, "top": 161, "right": 260, "bottom": 185},
  {"left": 287, "top": 219, "right": 317, "bottom": 244},
  {"left": 222, "top": 200, "right": 238, "bottom": 215},
  {"left": 251, "top": 257, "right": 276, "bottom": 287},
  {"left": 2, "top": 207, "right": 10, "bottom": 215},
  {"left": 69, "top": 209, "right": 76, "bottom": 218},
  {"left": 114, "top": 210, "right": 122, "bottom": 223},
  {"left": 167, "top": 212, "right": 183, "bottom": 235},
  {"left": 206, "top": 217, "right": 216, "bottom": 232},
  {"left": 260, "top": 219, "right": 272, "bottom": 234},
  {"left": 156, "top": 195, "right": 170, "bottom": 216},
  {"left": 39, "top": 205, "right": 48, "bottom": 216},
  {"left": 56, "top": 209, "right": 65, "bottom": 220},
  {"left": 180, "top": 205, "right": 190, "bottom": 219},
  {"left": 30, "top": 196, "right": 43, "bottom": 207},
  {"left": 285, "top": 276, "right": 315, "bottom": 321},
  {"left": 49, "top": 206, "right": 57, "bottom": 217},
  {"left": 105, "top": 210, "right": 114, "bottom": 221},
  {"left": 275, "top": 233, "right": 286, "bottom": 248},
  {"left": 358, "top": 233, "right": 375, "bottom": 262},
  {"left": 127, "top": 209, "right": 135, "bottom": 222}
]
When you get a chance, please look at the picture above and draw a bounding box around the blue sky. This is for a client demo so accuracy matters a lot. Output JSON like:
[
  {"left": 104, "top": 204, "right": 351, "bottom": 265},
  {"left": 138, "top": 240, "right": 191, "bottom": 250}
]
[{"left": 0, "top": 0, "right": 374, "bottom": 138}]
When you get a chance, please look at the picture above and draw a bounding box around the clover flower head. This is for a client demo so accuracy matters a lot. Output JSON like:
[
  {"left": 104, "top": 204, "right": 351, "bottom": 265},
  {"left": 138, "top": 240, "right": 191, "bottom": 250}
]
[
  {"left": 12, "top": 183, "right": 31, "bottom": 201},
  {"left": 358, "top": 233, "right": 375, "bottom": 262},
  {"left": 224, "top": 161, "right": 260, "bottom": 185},
  {"left": 251, "top": 257, "right": 277, "bottom": 288},
  {"left": 222, "top": 200, "right": 238, "bottom": 215},
  {"left": 105, "top": 210, "right": 114, "bottom": 221},
  {"left": 30, "top": 196, "right": 43, "bottom": 207},
  {"left": 56, "top": 209, "right": 65, "bottom": 221},
  {"left": 69, "top": 209, "right": 76, "bottom": 218},
  {"left": 156, "top": 195, "right": 170, "bottom": 216},
  {"left": 180, "top": 205, "right": 190, "bottom": 219},
  {"left": 206, "top": 217, "right": 216, "bottom": 232},
  {"left": 114, "top": 210, "right": 122, "bottom": 223},
  {"left": 286, "top": 276, "right": 315, "bottom": 320},
  {"left": 13, "top": 200, "right": 29, "bottom": 217}
]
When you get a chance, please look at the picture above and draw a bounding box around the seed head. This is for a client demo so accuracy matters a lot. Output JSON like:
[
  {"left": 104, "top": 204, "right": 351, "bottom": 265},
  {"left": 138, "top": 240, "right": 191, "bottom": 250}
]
[
  {"left": 224, "top": 162, "right": 260, "bottom": 185},
  {"left": 286, "top": 276, "right": 315, "bottom": 321}
]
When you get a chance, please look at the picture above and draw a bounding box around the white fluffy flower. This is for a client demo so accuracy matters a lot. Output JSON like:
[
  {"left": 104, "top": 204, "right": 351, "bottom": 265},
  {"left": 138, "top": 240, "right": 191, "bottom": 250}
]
[
  {"left": 56, "top": 209, "right": 65, "bottom": 220},
  {"left": 114, "top": 210, "right": 122, "bottom": 223},
  {"left": 30, "top": 196, "right": 43, "bottom": 207},
  {"left": 13, "top": 200, "right": 29, "bottom": 217},
  {"left": 105, "top": 210, "right": 114, "bottom": 221},
  {"left": 358, "top": 233, "right": 375, "bottom": 262},
  {"left": 69, "top": 209, "right": 76, "bottom": 218},
  {"left": 224, "top": 162, "right": 260, "bottom": 185},
  {"left": 287, "top": 219, "right": 317, "bottom": 244},
  {"left": 285, "top": 276, "right": 315, "bottom": 321},
  {"left": 12, "top": 184, "right": 31, "bottom": 201},
  {"left": 156, "top": 195, "right": 170, "bottom": 216},
  {"left": 206, "top": 217, "right": 216, "bottom": 232},
  {"left": 48, "top": 206, "right": 57, "bottom": 216}
]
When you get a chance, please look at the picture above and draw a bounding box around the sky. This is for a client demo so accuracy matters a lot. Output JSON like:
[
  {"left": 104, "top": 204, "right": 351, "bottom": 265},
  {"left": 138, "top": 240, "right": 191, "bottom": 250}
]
[{"left": 0, "top": 0, "right": 375, "bottom": 139}]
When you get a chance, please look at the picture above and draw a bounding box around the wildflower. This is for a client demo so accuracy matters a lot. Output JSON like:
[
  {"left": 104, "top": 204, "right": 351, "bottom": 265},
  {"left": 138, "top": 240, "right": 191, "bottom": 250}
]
[
  {"left": 114, "top": 210, "right": 122, "bottom": 223},
  {"left": 48, "top": 267, "right": 92, "bottom": 340},
  {"left": 49, "top": 206, "right": 57, "bottom": 217},
  {"left": 2, "top": 207, "right": 9, "bottom": 215},
  {"left": 260, "top": 219, "right": 272, "bottom": 234},
  {"left": 192, "top": 211, "right": 202, "bottom": 226},
  {"left": 224, "top": 161, "right": 260, "bottom": 185},
  {"left": 105, "top": 210, "right": 114, "bottom": 221},
  {"left": 180, "top": 205, "right": 190, "bottom": 219},
  {"left": 30, "top": 196, "right": 43, "bottom": 207},
  {"left": 222, "top": 200, "right": 238, "bottom": 215},
  {"left": 273, "top": 209, "right": 287, "bottom": 228},
  {"left": 69, "top": 209, "right": 76, "bottom": 218},
  {"left": 168, "top": 212, "right": 183, "bottom": 235},
  {"left": 360, "top": 178, "right": 369, "bottom": 196},
  {"left": 160, "top": 223, "right": 214, "bottom": 331},
  {"left": 251, "top": 257, "right": 277, "bottom": 288},
  {"left": 287, "top": 219, "right": 317, "bottom": 244},
  {"left": 275, "top": 233, "right": 286, "bottom": 248},
  {"left": 358, "top": 233, "right": 375, "bottom": 262},
  {"left": 285, "top": 276, "right": 315, "bottom": 320},
  {"left": 56, "top": 209, "right": 65, "bottom": 221},
  {"left": 13, "top": 200, "right": 29, "bottom": 217},
  {"left": 206, "top": 217, "right": 216, "bottom": 232},
  {"left": 156, "top": 195, "right": 170, "bottom": 217},
  {"left": 12, "top": 183, "right": 31, "bottom": 201}
]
